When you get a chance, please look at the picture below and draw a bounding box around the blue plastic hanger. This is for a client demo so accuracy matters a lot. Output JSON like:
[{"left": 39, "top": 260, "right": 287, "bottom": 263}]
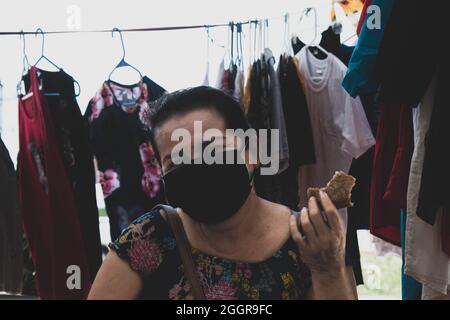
[{"left": 108, "top": 27, "right": 143, "bottom": 81}]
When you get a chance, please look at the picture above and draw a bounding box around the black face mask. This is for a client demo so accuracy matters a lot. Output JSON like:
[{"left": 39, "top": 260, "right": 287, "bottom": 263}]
[{"left": 162, "top": 148, "right": 254, "bottom": 225}]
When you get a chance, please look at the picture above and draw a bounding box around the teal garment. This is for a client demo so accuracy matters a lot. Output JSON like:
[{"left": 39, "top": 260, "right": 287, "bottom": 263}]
[
  {"left": 342, "top": 0, "right": 394, "bottom": 97},
  {"left": 401, "top": 209, "right": 422, "bottom": 300}
]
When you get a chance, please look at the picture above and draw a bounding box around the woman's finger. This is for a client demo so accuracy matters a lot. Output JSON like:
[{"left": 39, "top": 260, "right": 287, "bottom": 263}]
[
  {"left": 308, "top": 196, "right": 328, "bottom": 236},
  {"left": 319, "top": 190, "right": 343, "bottom": 231},
  {"left": 290, "top": 215, "right": 307, "bottom": 249},
  {"left": 300, "top": 208, "right": 318, "bottom": 244}
]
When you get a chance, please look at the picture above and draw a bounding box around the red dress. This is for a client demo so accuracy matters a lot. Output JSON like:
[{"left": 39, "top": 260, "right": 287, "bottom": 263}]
[
  {"left": 370, "top": 103, "right": 414, "bottom": 246},
  {"left": 18, "top": 67, "right": 91, "bottom": 299}
]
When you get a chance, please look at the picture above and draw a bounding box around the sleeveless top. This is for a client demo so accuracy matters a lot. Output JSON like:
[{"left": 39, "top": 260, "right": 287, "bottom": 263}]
[{"left": 109, "top": 209, "right": 312, "bottom": 300}]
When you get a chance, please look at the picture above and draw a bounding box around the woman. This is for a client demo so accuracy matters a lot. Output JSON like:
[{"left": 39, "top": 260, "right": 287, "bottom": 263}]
[{"left": 88, "top": 86, "right": 356, "bottom": 300}]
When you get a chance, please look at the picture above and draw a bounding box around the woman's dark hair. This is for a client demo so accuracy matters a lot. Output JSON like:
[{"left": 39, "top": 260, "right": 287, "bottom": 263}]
[{"left": 146, "top": 86, "right": 250, "bottom": 164}]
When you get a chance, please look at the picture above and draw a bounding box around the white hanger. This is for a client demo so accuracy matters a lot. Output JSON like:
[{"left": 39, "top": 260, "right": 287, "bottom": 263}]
[
  {"left": 302, "top": 7, "right": 328, "bottom": 55},
  {"left": 281, "top": 14, "right": 294, "bottom": 57}
]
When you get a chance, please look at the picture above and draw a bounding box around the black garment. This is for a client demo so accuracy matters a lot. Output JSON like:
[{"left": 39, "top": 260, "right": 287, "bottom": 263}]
[
  {"left": 247, "top": 60, "right": 271, "bottom": 132},
  {"left": 247, "top": 58, "right": 282, "bottom": 204},
  {"left": 320, "top": 26, "right": 341, "bottom": 56},
  {"left": 343, "top": 45, "right": 375, "bottom": 232},
  {"left": 319, "top": 26, "right": 356, "bottom": 66},
  {"left": 85, "top": 76, "right": 166, "bottom": 240},
  {"left": 227, "top": 63, "right": 238, "bottom": 94},
  {"left": 258, "top": 55, "right": 314, "bottom": 210},
  {"left": 417, "top": 63, "right": 450, "bottom": 224},
  {"left": 343, "top": 41, "right": 379, "bottom": 285},
  {"left": 292, "top": 37, "right": 306, "bottom": 56},
  {"left": 337, "top": 44, "right": 378, "bottom": 286},
  {"left": 278, "top": 55, "right": 315, "bottom": 167},
  {"left": 293, "top": 27, "right": 343, "bottom": 60},
  {"left": 340, "top": 45, "right": 355, "bottom": 66},
  {"left": 374, "top": 0, "right": 444, "bottom": 107},
  {"left": 23, "top": 69, "right": 102, "bottom": 281},
  {"left": 0, "top": 137, "right": 23, "bottom": 294}
]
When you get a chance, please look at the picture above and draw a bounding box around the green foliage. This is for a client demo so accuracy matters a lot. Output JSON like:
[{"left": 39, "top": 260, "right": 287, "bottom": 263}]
[{"left": 98, "top": 208, "right": 107, "bottom": 217}]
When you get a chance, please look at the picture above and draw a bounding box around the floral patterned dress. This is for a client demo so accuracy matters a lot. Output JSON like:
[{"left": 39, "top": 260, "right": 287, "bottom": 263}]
[
  {"left": 109, "top": 209, "right": 312, "bottom": 300},
  {"left": 85, "top": 77, "right": 166, "bottom": 240}
]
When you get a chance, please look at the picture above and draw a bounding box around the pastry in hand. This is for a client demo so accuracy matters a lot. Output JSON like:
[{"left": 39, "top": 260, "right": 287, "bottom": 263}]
[{"left": 307, "top": 171, "right": 356, "bottom": 209}]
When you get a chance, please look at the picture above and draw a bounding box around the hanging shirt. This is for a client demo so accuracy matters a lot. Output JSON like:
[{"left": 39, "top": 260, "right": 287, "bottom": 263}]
[
  {"left": 0, "top": 137, "right": 23, "bottom": 294},
  {"left": 85, "top": 77, "right": 166, "bottom": 240},
  {"left": 18, "top": 67, "right": 91, "bottom": 299},
  {"left": 401, "top": 209, "right": 423, "bottom": 300},
  {"left": 278, "top": 55, "right": 315, "bottom": 168},
  {"left": 233, "top": 68, "right": 245, "bottom": 104},
  {"left": 266, "top": 53, "right": 289, "bottom": 173},
  {"left": 405, "top": 73, "right": 450, "bottom": 297},
  {"left": 296, "top": 47, "right": 375, "bottom": 221},
  {"left": 22, "top": 68, "right": 102, "bottom": 281},
  {"left": 247, "top": 57, "right": 284, "bottom": 204},
  {"left": 369, "top": 103, "right": 413, "bottom": 246},
  {"left": 0, "top": 81, "right": 3, "bottom": 135},
  {"left": 416, "top": 64, "right": 450, "bottom": 225},
  {"left": 341, "top": 0, "right": 395, "bottom": 97},
  {"left": 374, "top": 0, "right": 445, "bottom": 107},
  {"left": 215, "top": 58, "right": 238, "bottom": 97},
  {"left": 202, "top": 60, "right": 210, "bottom": 86}
]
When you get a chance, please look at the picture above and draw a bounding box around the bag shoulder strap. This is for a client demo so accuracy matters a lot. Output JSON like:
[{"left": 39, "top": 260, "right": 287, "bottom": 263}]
[{"left": 157, "top": 204, "right": 206, "bottom": 300}]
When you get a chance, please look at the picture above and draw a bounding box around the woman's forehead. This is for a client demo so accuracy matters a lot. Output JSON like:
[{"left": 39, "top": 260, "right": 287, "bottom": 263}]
[{"left": 155, "top": 109, "right": 227, "bottom": 154}]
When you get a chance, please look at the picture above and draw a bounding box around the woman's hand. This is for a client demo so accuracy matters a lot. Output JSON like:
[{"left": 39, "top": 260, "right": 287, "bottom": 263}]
[
  {"left": 290, "top": 190, "right": 355, "bottom": 299},
  {"left": 290, "top": 190, "right": 345, "bottom": 273}
]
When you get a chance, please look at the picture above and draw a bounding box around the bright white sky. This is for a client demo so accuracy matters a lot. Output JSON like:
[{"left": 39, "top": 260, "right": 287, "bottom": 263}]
[{"left": 0, "top": 0, "right": 358, "bottom": 207}]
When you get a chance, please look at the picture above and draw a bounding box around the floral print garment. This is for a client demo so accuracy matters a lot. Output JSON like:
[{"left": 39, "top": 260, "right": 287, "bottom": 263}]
[
  {"left": 109, "top": 209, "right": 312, "bottom": 300},
  {"left": 85, "top": 77, "right": 166, "bottom": 240}
]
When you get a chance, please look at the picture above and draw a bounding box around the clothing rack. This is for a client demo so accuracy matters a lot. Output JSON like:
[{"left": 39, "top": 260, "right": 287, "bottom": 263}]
[
  {"left": 0, "top": 22, "right": 255, "bottom": 36},
  {"left": 0, "top": 8, "right": 328, "bottom": 36}
]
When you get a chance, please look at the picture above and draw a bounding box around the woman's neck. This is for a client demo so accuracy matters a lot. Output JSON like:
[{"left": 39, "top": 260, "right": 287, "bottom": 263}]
[
  {"left": 181, "top": 189, "right": 267, "bottom": 257},
  {"left": 200, "top": 190, "right": 262, "bottom": 238}
]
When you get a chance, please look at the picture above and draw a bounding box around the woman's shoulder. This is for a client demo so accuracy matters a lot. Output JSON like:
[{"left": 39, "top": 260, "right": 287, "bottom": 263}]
[
  {"left": 109, "top": 208, "right": 176, "bottom": 276},
  {"left": 114, "top": 209, "right": 167, "bottom": 242}
]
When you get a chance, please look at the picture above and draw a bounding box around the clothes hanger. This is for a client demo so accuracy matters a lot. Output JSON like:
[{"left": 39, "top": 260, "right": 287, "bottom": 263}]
[
  {"left": 108, "top": 27, "right": 143, "bottom": 82},
  {"left": 298, "top": 8, "right": 329, "bottom": 59},
  {"left": 248, "top": 20, "right": 253, "bottom": 67},
  {"left": 21, "top": 29, "right": 81, "bottom": 100},
  {"left": 229, "top": 22, "right": 236, "bottom": 70},
  {"left": 235, "top": 22, "right": 245, "bottom": 71},
  {"left": 17, "top": 30, "right": 30, "bottom": 97},
  {"left": 21, "top": 29, "right": 59, "bottom": 100},
  {"left": 253, "top": 19, "right": 262, "bottom": 61},
  {"left": 203, "top": 26, "right": 212, "bottom": 86},
  {"left": 252, "top": 20, "right": 258, "bottom": 63},
  {"left": 35, "top": 28, "right": 81, "bottom": 97},
  {"left": 262, "top": 19, "right": 274, "bottom": 62},
  {"left": 282, "top": 14, "right": 295, "bottom": 57},
  {"left": 34, "top": 28, "right": 61, "bottom": 71},
  {"left": 342, "top": 33, "right": 357, "bottom": 45}
]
